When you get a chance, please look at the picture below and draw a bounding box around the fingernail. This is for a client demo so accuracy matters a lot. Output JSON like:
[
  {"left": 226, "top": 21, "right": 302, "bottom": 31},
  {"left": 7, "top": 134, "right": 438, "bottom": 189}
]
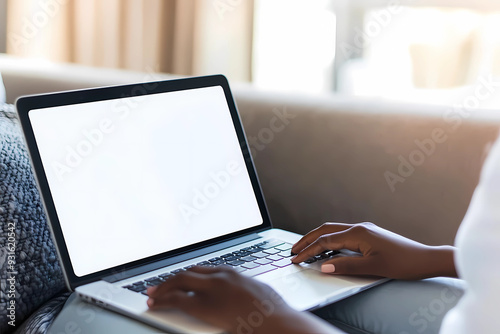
[
  {"left": 321, "top": 264, "right": 336, "bottom": 273},
  {"left": 147, "top": 298, "right": 154, "bottom": 307},
  {"left": 290, "top": 255, "right": 297, "bottom": 263}
]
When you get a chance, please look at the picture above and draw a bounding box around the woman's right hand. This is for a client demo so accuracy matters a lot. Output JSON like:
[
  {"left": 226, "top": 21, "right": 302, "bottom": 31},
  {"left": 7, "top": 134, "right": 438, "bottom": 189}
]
[
  {"left": 147, "top": 266, "right": 342, "bottom": 334},
  {"left": 291, "top": 222, "right": 457, "bottom": 280}
]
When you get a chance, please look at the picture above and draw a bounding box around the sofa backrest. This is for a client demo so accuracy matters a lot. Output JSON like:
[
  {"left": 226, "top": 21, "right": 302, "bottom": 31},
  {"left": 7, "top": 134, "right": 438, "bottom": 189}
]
[
  {"left": 2, "top": 54, "right": 500, "bottom": 245},
  {"left": 234, "top": 88, "right": 500, "bottom": 245}
]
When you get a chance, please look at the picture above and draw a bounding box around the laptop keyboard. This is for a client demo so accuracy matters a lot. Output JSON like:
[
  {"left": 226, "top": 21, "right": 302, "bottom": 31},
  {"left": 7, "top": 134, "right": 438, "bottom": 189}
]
[{"left": 122, "top": 239, "right": 340, "bottom": 295}]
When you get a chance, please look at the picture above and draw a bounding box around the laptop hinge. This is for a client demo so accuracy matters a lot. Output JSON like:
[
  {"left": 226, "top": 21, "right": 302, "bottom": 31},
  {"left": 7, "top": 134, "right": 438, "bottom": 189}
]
[{"left": 102, "top": 233, "right": 262, "bottom": 283}]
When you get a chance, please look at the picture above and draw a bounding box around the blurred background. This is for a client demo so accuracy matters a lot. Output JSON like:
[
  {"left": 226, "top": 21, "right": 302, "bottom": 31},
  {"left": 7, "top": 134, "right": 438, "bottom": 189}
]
[{"left": 2, "top": 0, "right": 500, "bottom": 108}]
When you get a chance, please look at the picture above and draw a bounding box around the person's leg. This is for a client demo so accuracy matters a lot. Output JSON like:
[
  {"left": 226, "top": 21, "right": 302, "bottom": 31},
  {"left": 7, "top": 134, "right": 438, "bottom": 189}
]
[
  {"left": 48, "top": 293, "right": 159, "bottom": 334},
  {"left": 312, "top": 277, "right": 465, "bottom": 334}
]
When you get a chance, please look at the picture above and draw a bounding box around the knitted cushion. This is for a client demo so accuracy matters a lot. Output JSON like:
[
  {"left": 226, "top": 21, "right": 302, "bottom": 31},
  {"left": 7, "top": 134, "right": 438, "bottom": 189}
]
[
  {"left": 13, "top": 291, "right": 71, "bottom": 334},
  {"left": 0, "top": 105, "right": 66, "bottom": 334}
]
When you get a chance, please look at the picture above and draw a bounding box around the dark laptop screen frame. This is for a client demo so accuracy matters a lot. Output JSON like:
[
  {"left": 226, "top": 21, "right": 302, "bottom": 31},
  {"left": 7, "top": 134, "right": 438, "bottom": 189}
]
[{"left": 16, "top": 75, "right": 273, "bottom": 289}]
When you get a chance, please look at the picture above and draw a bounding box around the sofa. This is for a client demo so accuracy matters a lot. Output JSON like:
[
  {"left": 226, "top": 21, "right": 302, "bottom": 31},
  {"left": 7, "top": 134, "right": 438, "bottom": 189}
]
[{"left": 1, "top": 53, "right": 499, "bottom": 332}]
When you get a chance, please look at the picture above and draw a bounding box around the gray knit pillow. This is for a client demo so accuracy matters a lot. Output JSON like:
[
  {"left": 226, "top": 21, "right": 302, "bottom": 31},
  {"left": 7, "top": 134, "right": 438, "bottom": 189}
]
[{"left": 0, "top": 106, "right": 66, "bottom": 334}]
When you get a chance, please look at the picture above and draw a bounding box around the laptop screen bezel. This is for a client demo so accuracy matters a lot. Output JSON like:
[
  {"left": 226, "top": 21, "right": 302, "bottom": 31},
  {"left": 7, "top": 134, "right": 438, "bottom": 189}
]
[{"left": 16, "top": 75, "right": 273, "bottom": 289}]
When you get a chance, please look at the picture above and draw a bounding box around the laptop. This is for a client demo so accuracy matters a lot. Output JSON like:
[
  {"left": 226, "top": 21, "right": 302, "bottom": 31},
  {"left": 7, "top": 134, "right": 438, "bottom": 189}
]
[{"left": 16, "top": 75, "right": 385, "bottom": 333}]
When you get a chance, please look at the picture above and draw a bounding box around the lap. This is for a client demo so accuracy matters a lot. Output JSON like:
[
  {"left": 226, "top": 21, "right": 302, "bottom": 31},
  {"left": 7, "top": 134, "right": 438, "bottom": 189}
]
[
  {"left": 49, "top": 278, "right": 465, "bottom": 334},
  {"left": 48, "top": 293, "right": 159, "bottom": 334},
  {"left": 312, "top": 277, "right": 465, "bottom": 334}
]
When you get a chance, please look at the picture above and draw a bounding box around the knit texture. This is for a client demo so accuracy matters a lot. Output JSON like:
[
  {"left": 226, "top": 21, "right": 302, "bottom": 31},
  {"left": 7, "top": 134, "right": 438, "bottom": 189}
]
[
  {"left": 1, "top": 105, "right": 66, "bottom": 334},
  {"left": 13, "top": 291, "right": 71, "bottom": 334}
]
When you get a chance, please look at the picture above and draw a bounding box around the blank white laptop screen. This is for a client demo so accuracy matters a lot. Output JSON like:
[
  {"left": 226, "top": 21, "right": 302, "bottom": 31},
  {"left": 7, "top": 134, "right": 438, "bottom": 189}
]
[{"left": 29, "top": 86, "right": 263, "bottom": 277}]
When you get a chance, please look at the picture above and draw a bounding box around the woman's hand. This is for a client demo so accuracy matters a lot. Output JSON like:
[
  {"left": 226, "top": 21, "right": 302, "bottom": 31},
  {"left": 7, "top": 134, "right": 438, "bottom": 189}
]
[
  {"left": 147, "top": 266, "right": 341, "bottom": 334},
  {"left": 291, "top": 222, "right": 457, "bottom": 280}
]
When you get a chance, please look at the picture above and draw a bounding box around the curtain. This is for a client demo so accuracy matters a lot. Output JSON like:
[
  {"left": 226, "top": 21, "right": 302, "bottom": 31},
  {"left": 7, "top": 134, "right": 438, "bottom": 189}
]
[
  {"left": 6, "top": 0, "right": 254, "bottom": 81},
  {"left": 406, "top": 8, "right": 500, "bottom": 89}
]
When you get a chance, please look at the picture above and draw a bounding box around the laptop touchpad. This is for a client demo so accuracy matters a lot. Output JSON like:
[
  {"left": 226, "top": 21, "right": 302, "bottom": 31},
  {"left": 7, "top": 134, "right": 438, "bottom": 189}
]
[{"left": 265, "top": 269, "right": 378, "bottom": 310}]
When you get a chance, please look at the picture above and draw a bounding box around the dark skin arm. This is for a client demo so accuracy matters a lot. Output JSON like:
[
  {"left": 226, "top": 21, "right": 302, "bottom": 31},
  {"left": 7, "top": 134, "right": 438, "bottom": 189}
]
[
  {"left": 147, "top": 266, "right": 342, "bottom": 334},
  {"left": 291, "top": 222, "right": 457, "bottom": 280},
  {"left": 148, "top": 222, "right": 457, "bottom": 333}
]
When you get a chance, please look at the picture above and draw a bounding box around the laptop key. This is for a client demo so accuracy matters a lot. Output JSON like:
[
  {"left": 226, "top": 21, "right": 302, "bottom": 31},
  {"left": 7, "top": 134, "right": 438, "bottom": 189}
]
[
  {"left": 211, "top": 260, "right": 226, "bottom": 266},
  {"left": 240, "top": 256, "right": 257, "bottom": 262},
  {"left": 241, "top": 262, "right": 260, "bottom": 270},
  {"left": 275, "top": 243, "right": 293, "bottom": 251},
  {"left": 128, "top": 285, "right": 147, "bottom": 292},
  {"left": 278, "top": 251, "right": 293, "bottom": 258},
  {"left": 220, "top": 253, "right": 234, "bottom": 258},
  {"left": 241, "top": 264, "right": 278, "bottom": 277},
  {"left": 262, "top": 248, "right": 281, "bottom": 255},
  {"left": 304, "top": 257, "right": 317, "bottom": 264},
  {"left": 271, "top": 258, "right": 292, "bottom": 268},
  {"left": 209, "top": 257, "right": 222, "bottom": 262},
  {"left": 197, "top": 261, "right": 211, "bottom": 266},
  {"left": 224, "top": 256, "right": 239, "bottom": 262},
  {"left": 146, "top": 279, "right": 164, "bottom": 286},
  {"left": 233, "top": 251, "right": 252, "bottom": 257},
  {"left": 159, "top": 273, "right": 173, "bottom": 279},
  {"left": 226, "top": 260, "right": 245, "bottom": 266},
  {"left": 171, "top": 269, "right": 185, "bottom": 274},
  {"left": 266, "top": 254, "right": 282, "bottom": 261},
  {"left": 254, "top": 258, "right": 272, "bottom": 265},
  {"left": 250, "top": 252, "right": 268, "bottom": 259}
]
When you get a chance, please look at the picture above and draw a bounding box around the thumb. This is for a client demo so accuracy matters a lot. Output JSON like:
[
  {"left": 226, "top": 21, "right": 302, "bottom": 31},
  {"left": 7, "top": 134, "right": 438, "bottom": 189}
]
[{"left": 320, "top": 256, "right": 374, "bottom": 276}]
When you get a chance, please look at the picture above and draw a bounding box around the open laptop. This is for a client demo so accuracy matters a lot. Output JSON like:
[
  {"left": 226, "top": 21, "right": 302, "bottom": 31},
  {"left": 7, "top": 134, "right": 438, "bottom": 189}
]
[{"left": 16, "top": 75, "right": 385, "bottom": 333}]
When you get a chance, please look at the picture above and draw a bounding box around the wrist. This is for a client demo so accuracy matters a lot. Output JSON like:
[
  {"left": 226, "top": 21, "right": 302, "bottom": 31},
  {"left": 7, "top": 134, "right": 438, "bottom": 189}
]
[
  {"left": 422, "top": 245, "right": 457, "bottom": 279},
  {"left": 248, "top": 306, "right": 299, "bottom": 334},
  {"left": 246, "top": 306, "right": 340, "bottom": 334}
]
